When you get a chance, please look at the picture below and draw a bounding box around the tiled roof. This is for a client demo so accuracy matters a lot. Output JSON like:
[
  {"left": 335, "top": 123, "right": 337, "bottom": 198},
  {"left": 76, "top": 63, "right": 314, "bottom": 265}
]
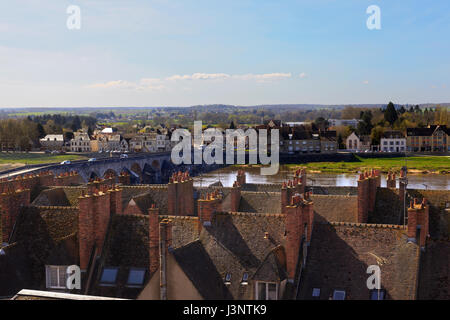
[
  {"left": 311, "top": 195, "right": 358, "bottom": 223},
  {"left": 195, "top": 212, "right": 287, "bottom": 299},
  {"left": 298, "top": 223, "right": 420, "bottom": 300},
  {"left": 418, "top": 240, "right": 450, "bottom": 299},
  {"left": 238, "top": 192, "right": 282, "bottom": 213},
  {"left": 32, "top": 187, "right": 85, "bottom": 207}
]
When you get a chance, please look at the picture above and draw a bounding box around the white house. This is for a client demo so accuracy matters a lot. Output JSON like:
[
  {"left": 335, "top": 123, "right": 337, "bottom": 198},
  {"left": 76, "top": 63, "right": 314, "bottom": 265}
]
[
  {"left": 345, "top": 132, "right": 371, "bottom": 151},
  {"left": 40, "top": 134, "right": 64, "bottom": 151},
  {"left": 380, "top": 131, "right": 406, "bottom": 152}
]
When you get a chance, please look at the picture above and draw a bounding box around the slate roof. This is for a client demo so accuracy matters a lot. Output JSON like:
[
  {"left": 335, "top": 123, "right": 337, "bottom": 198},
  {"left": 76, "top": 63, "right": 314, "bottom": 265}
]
[
  {"left": 418, "top": 240, "right": 450, "bottom": 300},
  {"left": 298, "top": 223, "right": 420, "bottom": 300},
  {"left": 311, "top": 195, "right": 358, "bottom": 223},
  {"left": 238, "top": 192, "right": 282, "bottom": 213},
  {"left": 172, "top": 240, "right": 233, "bottom": 300},
  {"left": 192, "top": 212, "right": 287, "bottom": 299},
  {"left": 407, "top": 125, "right": 449, "bottom": 137},
  {"left": 2, "top": 206, "right": 79, "bottom": 293},
  {"left": 121, "top": 186, "right": 168, "bottom": 214},
  {"left": 382, "top": 131, "right": 405, "bottom": 139},
  {"left": 32, "top": 187, "right": 85, "bottom": 207}
]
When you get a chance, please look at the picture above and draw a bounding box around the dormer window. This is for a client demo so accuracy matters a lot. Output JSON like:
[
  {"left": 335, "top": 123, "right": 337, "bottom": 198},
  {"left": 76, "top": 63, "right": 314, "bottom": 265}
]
[
  {"left": 255, "top": 282, "right": 278, "bottom": 300},
  {"left": 241, "top": 273, "right": 249, "bottom": 285},
  {"left": 46, "top": 265, "right": 69, "bottom": 290},
  {"left": 224, "top": 273, "right": 232, "bottom": 285}
]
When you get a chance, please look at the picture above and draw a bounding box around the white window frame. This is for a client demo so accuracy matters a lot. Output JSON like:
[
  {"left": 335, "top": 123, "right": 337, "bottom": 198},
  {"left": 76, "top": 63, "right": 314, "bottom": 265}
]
[
  {"left": 255, "top": 281, "right": 278, "bottom": 300},
  {"left": 45, "top": 265, "right": 68, "bottom": 290}
]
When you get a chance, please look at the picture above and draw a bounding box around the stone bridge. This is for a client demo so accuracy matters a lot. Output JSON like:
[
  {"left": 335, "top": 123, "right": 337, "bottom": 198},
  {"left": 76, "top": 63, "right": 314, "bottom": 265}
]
[{"left": 8, "top": 152, "right": 225, "bottom": 184}]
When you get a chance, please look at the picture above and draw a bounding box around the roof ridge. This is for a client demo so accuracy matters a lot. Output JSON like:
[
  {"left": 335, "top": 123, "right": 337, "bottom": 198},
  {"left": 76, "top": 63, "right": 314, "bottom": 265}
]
[{"left": 326, "top": 221, "right": 406, "bottom": 229}]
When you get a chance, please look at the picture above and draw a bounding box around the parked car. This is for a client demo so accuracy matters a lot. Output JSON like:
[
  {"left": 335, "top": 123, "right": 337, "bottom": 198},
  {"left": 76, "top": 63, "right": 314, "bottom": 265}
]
[
  {"left": 88, "top": 158, "right": 97, "bottom": 162},
  {"left": 60, "top": 160, "right": 71, "bottom": 165},
  {"left": 120, "top": 154, "right": 128, "bottom": 159}
]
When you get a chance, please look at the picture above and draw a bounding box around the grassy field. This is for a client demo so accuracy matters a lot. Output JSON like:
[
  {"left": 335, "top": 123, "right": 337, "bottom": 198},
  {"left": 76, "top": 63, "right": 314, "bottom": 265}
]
[
  {"left": 285, "top": 155, "right": 450, "bottom": 174},
  {"left": 0, "top": 153, "right": 88, "bottom": 170}
]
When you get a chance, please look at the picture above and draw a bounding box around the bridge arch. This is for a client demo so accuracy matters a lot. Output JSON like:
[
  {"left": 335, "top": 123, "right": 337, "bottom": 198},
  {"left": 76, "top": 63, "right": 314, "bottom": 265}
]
[
  {"left": 103, "top": 168, "right": 118, "bottom": 182},
  {"left": 89, "top": 170, "right": 100, "bottom": 180},
  {"left": 130, "top": 163, "right": 143, "bottom": 183}
]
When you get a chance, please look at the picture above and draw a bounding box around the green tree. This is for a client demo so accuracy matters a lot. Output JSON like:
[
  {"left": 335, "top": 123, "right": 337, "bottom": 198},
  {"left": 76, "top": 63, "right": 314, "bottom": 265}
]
[
  {"left": 357, "top": 111, "right": 373, "bottom": 135},
  {"left": 384, "top": 102, "right": 398, "bottom": 126},
  {"left": 36, "top": 123, "right": 46, "bottom": 139}
]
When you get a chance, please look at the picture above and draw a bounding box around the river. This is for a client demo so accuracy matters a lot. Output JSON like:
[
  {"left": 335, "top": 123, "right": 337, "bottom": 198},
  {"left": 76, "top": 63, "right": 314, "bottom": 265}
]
[{"left": 193, "top": 166, "right": 450, "bottom": 190}]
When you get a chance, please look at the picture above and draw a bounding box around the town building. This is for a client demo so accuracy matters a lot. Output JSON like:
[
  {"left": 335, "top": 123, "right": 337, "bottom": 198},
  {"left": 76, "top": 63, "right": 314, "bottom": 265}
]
[
  {"left": 70, "top": 131, "right": 91, "bottom": 152},
  {"left": 380, "top": 131, "right": 406, "bottom": 152},
  {"left": 406, "top": 125, "right": 449, "bottom": 153},
  {"left": 328, "top": 119, "right": 361, "bottom": 128},
  {"left": 91, "top": 134, "right": 128, "bottom": 153},
  {"left": 1, "top": 167, "right": 447, "bottom": 300},
  {"left": 39, "top": 134, "right": 64, "bottom": 151},
  {"left": 345, "top": 132, "right": 371, "bottom": 151}
]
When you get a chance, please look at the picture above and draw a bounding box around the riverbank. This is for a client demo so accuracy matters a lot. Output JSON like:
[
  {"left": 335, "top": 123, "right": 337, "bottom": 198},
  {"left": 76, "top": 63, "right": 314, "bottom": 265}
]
[
  {"left": 284, "top": 155, "right": 450, "bottom": 174},
  {"left": 0, "top": 153, "right": 88, "bottom": 171},
  {"left": 234, "top": 155, "right": 449, "bottom": 174}
]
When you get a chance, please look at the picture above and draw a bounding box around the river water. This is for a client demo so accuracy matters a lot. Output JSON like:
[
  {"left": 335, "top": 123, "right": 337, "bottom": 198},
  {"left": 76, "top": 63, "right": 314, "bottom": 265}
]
[{"left": 194, "top": 166, "right": 450, "bottom": 190}]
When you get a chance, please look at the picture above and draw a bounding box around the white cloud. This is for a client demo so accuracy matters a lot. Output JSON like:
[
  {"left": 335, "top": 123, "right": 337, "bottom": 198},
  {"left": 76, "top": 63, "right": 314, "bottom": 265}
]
[
  {"left": 86, "top": 80, "right": 136, "bottom": 89},
  {"left": 87, "top": 72, "right": 291, "bottom": 90},
  {"left": 166, "top": 73, "right": 231, "bottom": 81},
  {"left": 233, "top": 73, "right": 292, "bottom": 82}
]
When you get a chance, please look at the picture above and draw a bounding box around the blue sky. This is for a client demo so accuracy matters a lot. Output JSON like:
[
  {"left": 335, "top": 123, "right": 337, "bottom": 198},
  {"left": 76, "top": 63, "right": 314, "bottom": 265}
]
[{"left": 0, "top": 0, "right": 449, "bottom": 107}]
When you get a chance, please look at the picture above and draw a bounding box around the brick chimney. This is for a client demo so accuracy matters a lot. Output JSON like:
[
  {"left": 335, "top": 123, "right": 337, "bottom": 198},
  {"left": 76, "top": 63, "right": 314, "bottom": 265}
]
[
  {"left": 78, "top": 187, "right": 111, "bottom": 270},
  {"left": 407, "top": 198, "right": 429, "bottom": 248},
  {"left": 167, "top": 171, "right": 194, "bottom": 216},
  {"left": 197, "top": 192, "right": 221, "bottom": 232},
  {"left": 236, "top": 170, "right": 246, "bottom": 186},
  {"left": 108, "top": 185, "right": 122, "bottom": 215},
  {"left": 367, "top": 170, "right": 378, "bottom": 213},
  {"left": 54, "top": 171, "right": 79, "bottom": 186},
  {"left": 148, "top": 204, "right": 160, "bottom": 275},
  {"left": 118, "top": 171, "right": 131, "bottom": 185},
  {"left": 0, "top": 188, "right": 30, "bottom": 243},
  {"left": 285, "top": 194, "right": 305, "bottom": 282},
  {"left": 293, "top": 168, "right": 307, "bottom": 194},
  {"left": 357, "top": 172, "right": 369, "bottom": 223},
  {"left": 304, "top": 192, "right": 314, "bottom": 244},
  {"left": 167, "top": 175, "right": 177, "bottom": 216},
  {"left": 386, "top": 171, "right": 396, "bottom": 188},
  {"left": 230, "top": 181, "right": 241, "bottom": 212},
  {"left": 281, "top": 182, "right": 288, "bottom": 214}
]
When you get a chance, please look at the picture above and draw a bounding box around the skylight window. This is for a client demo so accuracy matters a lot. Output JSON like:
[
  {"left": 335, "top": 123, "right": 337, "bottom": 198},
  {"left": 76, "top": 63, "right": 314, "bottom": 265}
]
[
  {"left": 370, "top": 289, "right": 385, "bottom": 300},
  {"left": 332, "top": 290, "right": 346, "bottom": 300},
  {"left": 312, "top": 288, "right": 320, "bottom": 298},
  {"left": 127, "top": 268, "right": 146, "bottom": 287},
  {"left": 100, "top": 267, "right": 118, "bottom": 285}
]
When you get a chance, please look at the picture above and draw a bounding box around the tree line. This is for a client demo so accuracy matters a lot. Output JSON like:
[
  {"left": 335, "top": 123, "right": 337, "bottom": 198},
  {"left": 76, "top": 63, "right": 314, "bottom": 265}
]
[{"left": 0, "top": 115, "right": 97, "bottom": 151}]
